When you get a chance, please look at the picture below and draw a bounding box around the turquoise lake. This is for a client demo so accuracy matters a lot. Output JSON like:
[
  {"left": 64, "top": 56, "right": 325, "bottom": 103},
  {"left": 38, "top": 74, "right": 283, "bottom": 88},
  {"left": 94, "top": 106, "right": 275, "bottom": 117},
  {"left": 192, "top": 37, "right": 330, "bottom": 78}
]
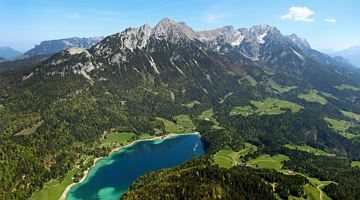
[{"left": 66, "top": 133, "right": 204, "bottom": 200}]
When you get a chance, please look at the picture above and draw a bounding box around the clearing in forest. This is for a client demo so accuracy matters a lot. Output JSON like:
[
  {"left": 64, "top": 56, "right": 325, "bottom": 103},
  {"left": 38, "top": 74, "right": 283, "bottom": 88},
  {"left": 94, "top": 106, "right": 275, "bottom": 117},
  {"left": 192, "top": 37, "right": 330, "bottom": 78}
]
[
  {"left": 298, "top": 90, "right": 328, "bottom": 105},
  {"left": 334, "top": 84, "right": 360, "bottom": 92},
  {"left": 284, "top": 144, "right": 335, "bottom": 157},
  {"left": 100, "top": 132, "right": 135, "bottom": 147},
  {"left": 213, "top": 143, "right": 257, "bottom": 168},
  {"left": 324, "top": 117, "right": 357, "bottom": 139},
  {"left": 157, "top": 114, "right": 195, "bottom": 133},
  {"left": 30, "top": 170, "right": 76, "bottom": 200},
  {"left": 247, "top": 154, "right": 289, "bottom": 171},
  {"left": 230, "top": 98, "right": 303, "bottom": 116}
]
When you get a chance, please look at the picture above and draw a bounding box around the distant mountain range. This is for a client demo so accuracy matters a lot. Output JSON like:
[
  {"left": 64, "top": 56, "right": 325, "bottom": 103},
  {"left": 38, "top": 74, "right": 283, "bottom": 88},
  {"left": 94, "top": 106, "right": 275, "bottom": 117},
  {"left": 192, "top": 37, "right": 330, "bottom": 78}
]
[
  {"left": 0, "top": 37, "right": 104, "bottom": 72},
  {"left": 0, "top": 46, "right": 23, "bottom": 60},
  {"left": 0, "top": 56, "right": 7, "bottom": 62},
  {"left": 23, "top": 37, "right": 104, "bottom": 57},
  {"left": 331, "top": 45, "right": 360, "bottom": 68}
]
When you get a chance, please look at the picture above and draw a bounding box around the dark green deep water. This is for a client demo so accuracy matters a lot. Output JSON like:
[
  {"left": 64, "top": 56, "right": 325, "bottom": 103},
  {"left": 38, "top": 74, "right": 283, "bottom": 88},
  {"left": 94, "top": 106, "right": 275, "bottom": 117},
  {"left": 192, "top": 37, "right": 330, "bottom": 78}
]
[{"left": 66, "top": 134, "right": 204, "bottom": 200}]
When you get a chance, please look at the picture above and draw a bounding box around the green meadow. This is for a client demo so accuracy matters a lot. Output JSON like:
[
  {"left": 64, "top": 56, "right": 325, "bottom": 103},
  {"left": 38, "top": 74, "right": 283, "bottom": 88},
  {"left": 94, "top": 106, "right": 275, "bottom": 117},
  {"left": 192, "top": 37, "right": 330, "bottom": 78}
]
[
  {"left": 247, "top": 154, "right": 289, "bottom": 171},
  {"left": 230, "top": 98, "right": 303, "bottom": 116},
  {"left": 213, "top": 143, "right": 257, "bottom": 168},
  {"left": 157, "top": 114, "right": 195, "bottom": 133},
  {"left": 324, "top": 117, "right": 357, "bottom": 139},
  {"left": 341, "top": 110, "right": 360, "bottom": 122},
  {"left": 30, "top": 170, "right": 75, "bottom": 200},
  {"left": 248, "top": 153, "right": 333, "bottom": 200},
  {"left": 198, "top": 109, "right": 220, "bottom": 126},
  {"left": 100, "top": 132, "right": 135, "bottom": 147},
  {"left": 304, "top": 177, "right": 332, "bottom": 200},
  {"left": 351, "top": 161, "right": 360, "bottom": 167},
  {"left": 268, "top": 79, "right": 297, "bottom": 93},
  {"left": 298, "top": 90, "right": 327, "bottom": 105},
  {"left": 182, "top": 100, "right": 201, "bottom": 108},
  {"left": 229, "top": 105, "right": 253, "bottom": 116},
  {"left": 335, "top": 84, "right": 360, "bottom": 92},
  {"left": 284, "top": 144, "right": 335, "bottom": 157},
  {"left": 14, "top": 121, "right": 44, "bottom": 136}
]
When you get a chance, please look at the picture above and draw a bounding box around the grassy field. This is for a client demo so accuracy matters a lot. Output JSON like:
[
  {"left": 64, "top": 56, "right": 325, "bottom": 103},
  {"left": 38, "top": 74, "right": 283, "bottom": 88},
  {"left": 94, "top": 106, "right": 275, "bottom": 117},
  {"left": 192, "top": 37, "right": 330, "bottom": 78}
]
[
  {"left": 230, "top": 98, "right": 303, "bottom": 116},
  {"left": 341, "top": 110, "right": 360, "bottom": 122},
  {"left": 100, "top": 132, "right": 135, "bottom": 147},
  {"left": 247, "top": 153, "right": 333, "bottom": 200},
  {"left": 213, "top": 149, "right": 242, "bottom": 168},
  {"left": 182, "top": 100, "right": 201, "bottom": 108},
  {"left": 247, "top": 154, "right": 289, "bottom": 171},
  {"left": 229, "top": 105, "right": 253, "bottom": 116},
  {"left": 321, "top": 92, "right": 339, "bottom": 100},
  {"left": 213, "top": 143, "right": 257, "bottom": 168},
  {"left": 252, "top": 98, "right": 303, "bottom": 115},
  {"left": 14, "top": 121, "right": 44, "bottom": 136},
  {"left": 335, "top": 84, "right": 360, "bottom": 92},
  {"left": 284, "top": 144, "right": 335, "bottom": 157},
  {"left": 198, "top": 109, "right": 220, "bottom": 125},
  {"left": 174, "top": 115, "right": 195, "bottom": 130},
  {"left": 157, "top": 114, "right": 195, "bottom": 134},
  {"left": 138, "top": 133, "right": 154, "bottom": 140},
  {"left": 273, "top": 85, "right": 297, "bottom": 94},
  {"left": 30, "top": 170, "right": 75, "bottom": 200},
  {"left": 304, "top": 177, "right": 332, "bottom": 200},
  {"left": 351, "top": 161, "right": 360, "bottom": 167},
  {"left": 298, "top": 90, "right": 327, "bottom": 105},
  {"left": 324, "top": 117, "right": 357, "bottom": 139},
  {"left": 244, "top": 75, "right": 257, "bottom": 86},
  {"left": 157, "top": 117, "right": 180, "bottom": 133},
  {"left": 268, "top": 79, "right": 297, "bottom": 94}
]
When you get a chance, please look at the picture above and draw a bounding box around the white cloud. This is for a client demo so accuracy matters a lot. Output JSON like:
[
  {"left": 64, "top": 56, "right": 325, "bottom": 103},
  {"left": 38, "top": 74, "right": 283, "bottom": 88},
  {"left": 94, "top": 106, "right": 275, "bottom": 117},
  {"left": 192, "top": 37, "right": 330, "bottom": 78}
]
[
  {"left": 281, "top": 6, "right": 315, "bottom": 22},
  {"left": 324, "top": 18, "right": 336, "bottom": 24},
  {"left": 64, "top": 13, "right": 80, "bottom": 20}
]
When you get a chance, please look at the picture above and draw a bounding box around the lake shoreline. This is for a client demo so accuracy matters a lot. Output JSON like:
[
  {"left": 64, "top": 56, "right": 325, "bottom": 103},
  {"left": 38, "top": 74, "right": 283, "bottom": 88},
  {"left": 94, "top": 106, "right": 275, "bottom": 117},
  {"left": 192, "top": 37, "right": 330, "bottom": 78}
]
[{"left": 59, "top": 132, "right": 200, "bottom": 200}]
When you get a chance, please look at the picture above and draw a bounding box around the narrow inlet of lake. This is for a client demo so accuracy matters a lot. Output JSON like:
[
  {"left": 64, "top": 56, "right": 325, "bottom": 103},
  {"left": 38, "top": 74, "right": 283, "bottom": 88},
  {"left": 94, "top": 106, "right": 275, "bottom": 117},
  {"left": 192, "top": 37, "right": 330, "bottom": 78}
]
[{"left": 66, "top": 133, "right": 204, "bottom": 200}]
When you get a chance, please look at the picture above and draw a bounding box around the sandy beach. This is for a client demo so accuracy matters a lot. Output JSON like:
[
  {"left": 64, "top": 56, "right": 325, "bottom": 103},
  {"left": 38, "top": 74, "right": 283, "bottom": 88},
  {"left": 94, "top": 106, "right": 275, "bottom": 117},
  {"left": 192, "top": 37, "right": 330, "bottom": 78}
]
[{"left": 59, "top": 132, "right": 199, "bottom": 200}]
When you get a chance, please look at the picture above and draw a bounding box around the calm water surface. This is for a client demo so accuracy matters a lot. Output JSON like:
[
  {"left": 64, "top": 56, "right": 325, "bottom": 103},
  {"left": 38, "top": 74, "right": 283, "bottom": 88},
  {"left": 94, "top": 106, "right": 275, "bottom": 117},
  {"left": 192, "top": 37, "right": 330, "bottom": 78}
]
[{"left": 66, "top": 134, "right": 204, "bottom": 200}]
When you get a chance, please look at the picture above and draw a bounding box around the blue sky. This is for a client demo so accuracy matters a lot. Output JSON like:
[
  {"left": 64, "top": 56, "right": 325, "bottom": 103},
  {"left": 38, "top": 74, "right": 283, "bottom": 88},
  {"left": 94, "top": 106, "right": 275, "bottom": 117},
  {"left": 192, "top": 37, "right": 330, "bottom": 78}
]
[{"left": 0, "top": 0, "right": 359, "bottom": 52}]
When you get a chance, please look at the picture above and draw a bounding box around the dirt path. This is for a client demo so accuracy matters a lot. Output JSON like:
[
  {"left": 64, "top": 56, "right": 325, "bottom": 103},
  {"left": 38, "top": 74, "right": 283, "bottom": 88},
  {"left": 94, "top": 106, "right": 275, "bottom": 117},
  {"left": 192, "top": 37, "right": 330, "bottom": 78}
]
[{"left": 317, "top": 184, "right": 325, "bottom": 200}]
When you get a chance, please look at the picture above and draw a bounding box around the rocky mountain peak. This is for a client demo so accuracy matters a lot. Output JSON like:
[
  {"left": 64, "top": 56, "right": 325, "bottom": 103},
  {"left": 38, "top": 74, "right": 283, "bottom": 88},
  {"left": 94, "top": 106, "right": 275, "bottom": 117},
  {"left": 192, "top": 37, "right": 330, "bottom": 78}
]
[
  {"left": 197, "top": 26, "right": 236, "bottom": 41},
  {"left": 117, "top": 24, "right": 152, "bottom": 51},
  {"left": 152, "top": 18, "right": 196, "bottom": 41},
  {"left": 286, "top": 34, "right": 311, "bottom": 50},
  {"left": 245, "top": 24, "right": 281, "bottom": 44}
]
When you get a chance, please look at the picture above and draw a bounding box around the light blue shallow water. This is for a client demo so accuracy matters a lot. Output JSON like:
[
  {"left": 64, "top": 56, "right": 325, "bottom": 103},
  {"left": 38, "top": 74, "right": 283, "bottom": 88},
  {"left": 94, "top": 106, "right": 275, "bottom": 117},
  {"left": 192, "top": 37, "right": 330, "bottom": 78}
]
[{"left": 66, "top": 134, "right": 204, "bottom": 200}]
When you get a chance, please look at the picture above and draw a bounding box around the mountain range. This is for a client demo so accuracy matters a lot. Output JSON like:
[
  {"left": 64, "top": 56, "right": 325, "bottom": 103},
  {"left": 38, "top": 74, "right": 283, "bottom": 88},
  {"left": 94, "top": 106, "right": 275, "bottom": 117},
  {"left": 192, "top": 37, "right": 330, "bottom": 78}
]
[
  {"left": 0, "top": 46, "right": 23, "bottom": 60},
  {"left": 0, "top": 37, "right": 104, "bottom": 73},
  {"left": 23, "top": 36, "right": 104, "bottom": 57},
  {"left": 1, "top": 18, "right": 360, "bottom": 200},
  {"left": 331, "top": 45, "right": 360, "bottom": 68},
  {"left": 0, "top": 56, "right": 7, "bottom": 62}
]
